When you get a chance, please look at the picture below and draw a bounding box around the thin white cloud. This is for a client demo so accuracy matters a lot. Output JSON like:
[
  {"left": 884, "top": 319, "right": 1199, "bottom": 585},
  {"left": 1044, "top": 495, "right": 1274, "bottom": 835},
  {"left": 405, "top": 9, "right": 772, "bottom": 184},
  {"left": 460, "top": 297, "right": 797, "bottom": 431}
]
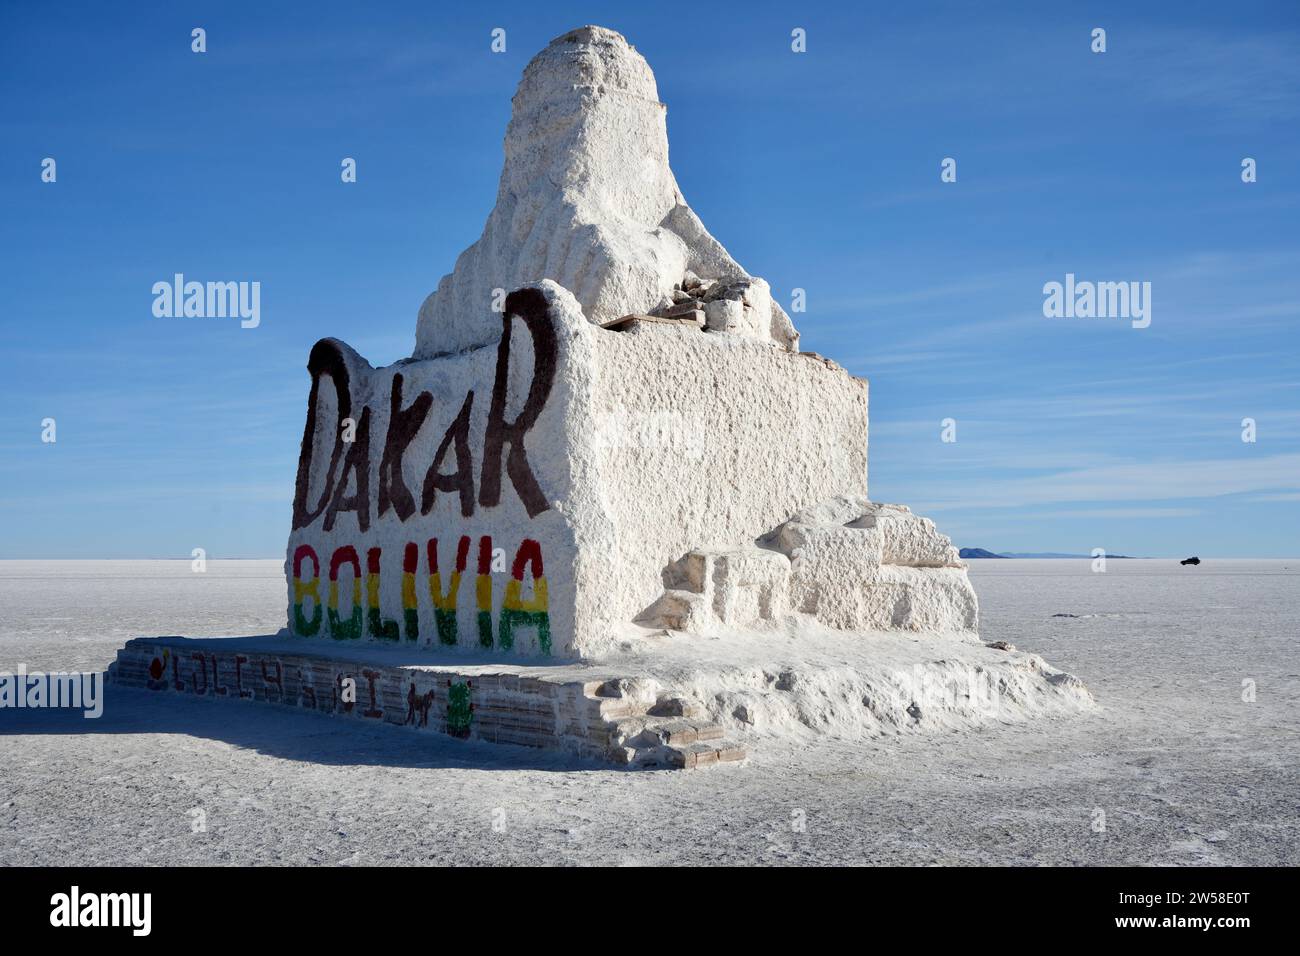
[
  {"left": 1017, "top": 508, "right": 1204, "bottom": 519},
  {"left": 912, "top": 452, "right": 1300, "bottom": 510}
]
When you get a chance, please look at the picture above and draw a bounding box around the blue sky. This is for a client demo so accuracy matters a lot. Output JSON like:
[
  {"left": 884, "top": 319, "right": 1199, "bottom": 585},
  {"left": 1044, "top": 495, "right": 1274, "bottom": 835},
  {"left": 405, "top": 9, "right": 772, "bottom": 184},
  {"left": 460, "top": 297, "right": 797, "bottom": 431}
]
[{"left": 2, "top": 0, "right": 1298, "bottom": 558}]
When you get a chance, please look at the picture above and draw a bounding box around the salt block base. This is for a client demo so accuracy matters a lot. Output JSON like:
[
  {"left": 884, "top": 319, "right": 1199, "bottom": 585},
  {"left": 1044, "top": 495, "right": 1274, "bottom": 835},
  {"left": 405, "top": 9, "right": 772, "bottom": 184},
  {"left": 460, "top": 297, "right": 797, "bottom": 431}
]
[
  {"left": 108, "top": 627, "right": 1093, "bottom": 769},
  {"left": 595, "top": 624, "right": 1097, "bottom": 744},
  {"left": 107, "top": 635, "right": 744, "bottom": 770}
]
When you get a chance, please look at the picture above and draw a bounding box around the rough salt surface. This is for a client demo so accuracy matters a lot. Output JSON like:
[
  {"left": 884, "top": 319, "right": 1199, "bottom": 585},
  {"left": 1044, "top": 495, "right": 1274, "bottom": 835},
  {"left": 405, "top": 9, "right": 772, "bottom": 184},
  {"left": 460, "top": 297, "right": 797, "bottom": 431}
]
[{"left": 4, "top": 559, "right": 1296, "bottom": 865}]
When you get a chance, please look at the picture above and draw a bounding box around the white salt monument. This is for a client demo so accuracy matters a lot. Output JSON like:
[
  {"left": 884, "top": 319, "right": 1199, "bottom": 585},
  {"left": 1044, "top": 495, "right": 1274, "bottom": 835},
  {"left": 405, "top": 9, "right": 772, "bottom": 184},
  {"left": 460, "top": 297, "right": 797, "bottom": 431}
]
[{"left": 112, "top": 27, "right": 1092, "bottom": 767}]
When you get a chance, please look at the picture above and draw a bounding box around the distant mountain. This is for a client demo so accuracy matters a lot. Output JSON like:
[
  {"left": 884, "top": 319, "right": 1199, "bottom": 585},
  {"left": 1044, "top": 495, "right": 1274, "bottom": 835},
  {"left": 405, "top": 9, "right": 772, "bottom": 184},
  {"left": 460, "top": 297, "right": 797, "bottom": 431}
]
[
  {"left": 961, "top": 548, "right": 1139, "bottom": 559},
  {"left": 958, "top": 548, "right": 1006, "bottom": 559}
]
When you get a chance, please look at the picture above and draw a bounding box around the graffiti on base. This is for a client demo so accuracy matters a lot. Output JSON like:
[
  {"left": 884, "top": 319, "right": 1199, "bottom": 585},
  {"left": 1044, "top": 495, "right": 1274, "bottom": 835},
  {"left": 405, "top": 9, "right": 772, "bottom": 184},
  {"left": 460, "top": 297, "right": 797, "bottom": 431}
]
[
  {"left": 446, "top": 680, "right": 473, "bottom": 739},
  {"left": 406, "top": 682, "right": 434, "bottom": 727},
  {"left": 145, "top": 649, "right": 171, "bottom": 691},
  {"left": 138, "top": 649, "right": 475, "bottom": 740}
]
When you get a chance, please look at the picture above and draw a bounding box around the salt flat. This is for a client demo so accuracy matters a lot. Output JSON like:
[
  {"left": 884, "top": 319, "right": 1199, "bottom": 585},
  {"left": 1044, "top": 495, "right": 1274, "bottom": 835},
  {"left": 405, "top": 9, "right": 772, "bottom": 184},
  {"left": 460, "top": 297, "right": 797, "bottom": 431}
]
[{"left": 1, "top": 558, "right": 1296, "bottom": 866}]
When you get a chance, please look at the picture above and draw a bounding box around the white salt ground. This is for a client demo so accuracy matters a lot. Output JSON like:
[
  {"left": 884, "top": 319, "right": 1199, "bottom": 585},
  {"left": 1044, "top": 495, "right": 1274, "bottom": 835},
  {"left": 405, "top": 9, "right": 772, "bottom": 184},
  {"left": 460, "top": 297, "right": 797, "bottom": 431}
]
[{"left": 1, "top": 558, "right": 1296, "bottom": 865}]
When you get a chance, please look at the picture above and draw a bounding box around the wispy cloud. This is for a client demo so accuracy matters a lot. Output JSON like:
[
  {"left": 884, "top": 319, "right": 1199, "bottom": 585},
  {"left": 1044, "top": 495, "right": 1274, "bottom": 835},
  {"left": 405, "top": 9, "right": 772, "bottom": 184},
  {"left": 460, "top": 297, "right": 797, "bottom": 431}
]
[
  {"left": 913, "top": 452, "right": 1300, "bottom": 510},
  {"left": 1014, "top": 507, "right": 1204, "bottom": 519},
  {"left": 1124, "top": 29, "right": 1300, "bottom": 122}
]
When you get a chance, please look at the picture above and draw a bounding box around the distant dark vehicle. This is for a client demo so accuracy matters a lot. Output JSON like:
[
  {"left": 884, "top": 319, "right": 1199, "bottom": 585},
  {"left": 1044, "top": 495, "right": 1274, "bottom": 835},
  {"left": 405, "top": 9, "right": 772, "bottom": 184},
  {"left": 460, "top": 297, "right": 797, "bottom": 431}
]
[{"left": 1180, "top": 556, "right": 1201, "bottom": 566}]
